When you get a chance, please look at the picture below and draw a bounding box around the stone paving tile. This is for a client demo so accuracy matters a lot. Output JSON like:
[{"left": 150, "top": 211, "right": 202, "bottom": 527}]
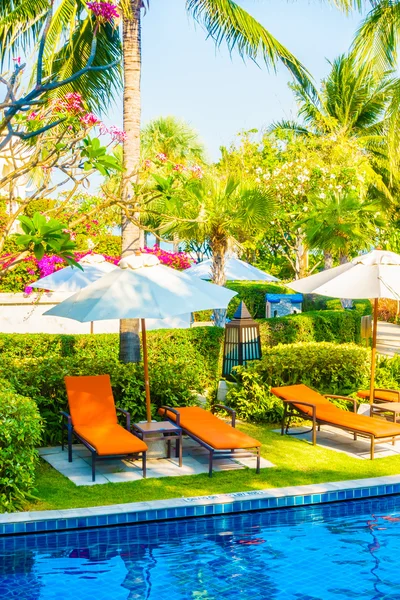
[
  {"left": 39, "top": 435, "right": 272, "bottom": 486},
  {"left": 273, "top": 425, "right": 400, "bottom": 459}
]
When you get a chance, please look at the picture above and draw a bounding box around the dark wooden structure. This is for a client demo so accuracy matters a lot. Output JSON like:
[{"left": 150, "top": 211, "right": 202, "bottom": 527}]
[{"left": 222, "top": 301, "right": 261, "bottom": 378}]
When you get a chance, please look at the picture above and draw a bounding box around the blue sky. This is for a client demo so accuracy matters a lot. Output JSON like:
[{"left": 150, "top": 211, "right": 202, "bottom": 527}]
[{"left": 127, "top": 0, "right": 367, "bottom": 161}]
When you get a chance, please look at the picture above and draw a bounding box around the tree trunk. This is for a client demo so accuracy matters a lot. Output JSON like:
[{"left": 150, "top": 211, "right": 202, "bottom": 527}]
[
  {"left": 119, "top": 0, "right": 144, "bottom": 364},
  {"left": 324, "top": 251, "right": 333, "bottom": 270},
  {"left": 294, "top": 232, "right": 308, "bottom": 279},
  {"left": 211, "top": 239, "right": 228, "bottom": 327},
  {"left": 172, "top": 233, "right": 179, "bottom": 253}
]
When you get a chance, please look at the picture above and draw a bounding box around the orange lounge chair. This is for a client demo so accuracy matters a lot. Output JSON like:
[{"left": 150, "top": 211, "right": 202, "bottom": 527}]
[
  {"left": 62, "top": 375, "right": 148, "bottom": 481},
  {"left": 271, "top": 383, "right": 400, "bottom": 460},
  {"left": 158, "top": 404, "right": 261, "bottom": 476},
  {"left": 357, "top": 389, "right": 400, "bottom": 403}
]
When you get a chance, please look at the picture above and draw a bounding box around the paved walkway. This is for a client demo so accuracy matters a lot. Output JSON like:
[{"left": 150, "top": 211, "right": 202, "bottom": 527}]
[
  {"left": 39, "top": 438, "right": 273, "bottom": 486},
  {"left": 274, "top": 424, "right": 400, "bottom": 459}
]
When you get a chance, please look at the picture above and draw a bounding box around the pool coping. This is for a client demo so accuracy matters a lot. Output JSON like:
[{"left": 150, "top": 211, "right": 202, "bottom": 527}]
[{"left": 2, "top": 474, "right": 400, "bottom": 536}]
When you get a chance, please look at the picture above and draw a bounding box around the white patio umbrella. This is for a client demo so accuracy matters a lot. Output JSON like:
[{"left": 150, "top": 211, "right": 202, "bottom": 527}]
[
  {"left": 288, "top": 249, "right": 400, "bottom": 404},
  {"left": 44, "top": 253, "right": 237, "bottom": 422},
  {"left": 31, "top": 253, "right": 117, "bottom": 293},
  {"left": 185, "top": 256, "right": 279, "bottom": 282}
]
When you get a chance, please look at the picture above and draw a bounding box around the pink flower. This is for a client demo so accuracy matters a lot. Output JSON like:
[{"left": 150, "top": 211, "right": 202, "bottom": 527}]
[
  {"left": 80, "top": 112, "right": 100, "bottom": 126},
  {"left": 190, "top": 164, "right": 203, "bottom": 179},
  {"left": 173, "top": 164, "right": 185, "bottom": 173},
  {"left": 156, "top": 153, "right": 167, "bottom": 163},
  {"left": 27, "top": 111, "right": 39, "bottom": 121},
  {"left": 143, "top": 159, "right": 152, "bottom": 170},
  {"left": 54, "top": 92, "right": 84, "bottom": 115},
  {"left": 108, "top": 125, "right": 126, "bottom": 142},
  {"left": 87, "top": 1, "right": 119, "bottom": 22},
  {"left": 24, "top": 286, "right": 33, "bottom": 295},
  {"left": 12, "top": 57, "right": 21, "bottom": 66}
]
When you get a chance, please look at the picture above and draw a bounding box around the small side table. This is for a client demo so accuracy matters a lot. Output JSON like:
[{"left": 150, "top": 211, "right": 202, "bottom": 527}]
[
  {"left": 371, "top": 402, "right": 400, "bottom": 423},
  {"left": 132, "top": 421, "right": 182, "bottom": 467}
]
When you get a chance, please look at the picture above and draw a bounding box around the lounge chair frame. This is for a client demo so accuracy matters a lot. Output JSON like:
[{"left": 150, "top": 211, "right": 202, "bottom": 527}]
[
  {"left": 280, "top": 394, "right": 396, "bottom": 460},
  {"left": 60, "top": 408, "right": 147, "bottom": 481},
  {"left": 159, "top": 404, "right": 261, "bottom": 477}
]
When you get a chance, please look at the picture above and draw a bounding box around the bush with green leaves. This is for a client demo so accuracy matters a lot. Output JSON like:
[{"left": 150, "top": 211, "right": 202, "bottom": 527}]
[
  {"left": 0, "top": 379, "right": 43, "bottom": 512},
  {"left": 0, "top": 328, "right": 223, "bottom": 445},
  {"left": 227, "top": 342, "right": 371, "bottom": 422},
  {"left": 259, "top": 310, "right": 362, "bottom": 347}
]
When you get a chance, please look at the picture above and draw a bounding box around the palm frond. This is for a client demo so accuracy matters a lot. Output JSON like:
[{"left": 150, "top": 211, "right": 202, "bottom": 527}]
[
  {"left": 268, "top": 120, "right": 311, "bottom": 136},
  {"left": 186, "top": 0, "right": 313, "bottom": 88},
  {"left": 0, "top": 0, "right": 49, "bottom": 65}
]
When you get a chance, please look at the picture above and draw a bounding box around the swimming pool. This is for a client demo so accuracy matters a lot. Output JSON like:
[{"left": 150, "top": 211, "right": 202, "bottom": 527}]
[{"left": 2, "top": 495, "right": 400, "bottom": 600}]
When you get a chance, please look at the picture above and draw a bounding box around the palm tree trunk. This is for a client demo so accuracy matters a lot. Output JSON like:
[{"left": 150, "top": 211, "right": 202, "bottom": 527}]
[
  {"left": 211, "top": 238, "right": 228, "bottom": 327},
  {"left": 324, "top": 251, "right": 333, "bottom": 270},
  {"left": 119, "top": 0, "right": 144, "bottom": 364}
]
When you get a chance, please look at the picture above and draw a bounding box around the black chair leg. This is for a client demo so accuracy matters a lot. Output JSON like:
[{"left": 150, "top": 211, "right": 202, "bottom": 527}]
[
  {"left": 92, "top": 452, "right": 96, "bottom": 482},
  {"left": 208, "top": 450, "right": 214, "bottom": 477},
  {"left": 256, "top": 447, "right": 261, "bottom": 474},
  {"left": 67, "top": 426, "right": 73, "bottom": 463},
  {"left": 142, "top": 451, "right": 147, "bottom": 478}
]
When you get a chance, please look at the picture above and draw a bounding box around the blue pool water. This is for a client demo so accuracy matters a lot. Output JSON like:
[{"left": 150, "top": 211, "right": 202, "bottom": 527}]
[{"left": 2, "top": 496, "right": 400, "bottom": 599}]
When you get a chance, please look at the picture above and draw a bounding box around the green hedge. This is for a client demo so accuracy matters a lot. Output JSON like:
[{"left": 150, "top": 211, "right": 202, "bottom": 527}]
[
  {"left": 0, "top": 379, "right": 43, "bottom": 512},
  {"left": 0, "top": 329, "right": 223, "bottom": 445},
  {"left": 259, "top": 310, "right": 362, "bottom": 347},
  {"left": 303, "top": 295, "right": 371, "bottom": 316},
  {"left": 193, "top": 281, "right": 289, "bottom": 321},
  {"left": 227, "top": 342, "right": 371, "bottom": 423}
]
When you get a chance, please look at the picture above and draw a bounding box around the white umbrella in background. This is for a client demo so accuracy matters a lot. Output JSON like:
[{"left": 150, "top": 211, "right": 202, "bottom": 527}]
[
  {"left": 44, "top": 253, "right": 237, "bottom": 422},
  {"left": 31, "top": 253, "right": 117, "bottom": 292},
  {"left": 185, "top": 256, "right": 279, "bottom": 282},
  {"left": 31, "top": 253, "right": 117, "bottom": 334},
  {"left": 288, "top": 249, "right": 400, "bottom": 404}
]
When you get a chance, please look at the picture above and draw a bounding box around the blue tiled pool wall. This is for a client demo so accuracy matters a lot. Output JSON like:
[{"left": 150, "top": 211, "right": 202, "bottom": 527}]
[
  {"left": 3, "top": 494, "right": 400, "bottom": 554},
  {"left": 2, "top": 482, "right": 400, "bottom": 536}
]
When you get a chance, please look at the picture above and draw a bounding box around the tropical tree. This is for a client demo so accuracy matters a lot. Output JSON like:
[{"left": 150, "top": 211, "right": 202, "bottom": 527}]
[
  {"left": 270, "top": 53, "right": 395, "bottom": 202},
  {"left": 141, "top": 116, "right": 206, "bottom": 164},
  {"left": 0, "top": 0, "right": 359, "bottom": 358},
  {"left": 154, "top": 172, "right": 275, "bottom": 325},
  {"left": 302, "top": 190, "right": 386, "bottom": 268}
]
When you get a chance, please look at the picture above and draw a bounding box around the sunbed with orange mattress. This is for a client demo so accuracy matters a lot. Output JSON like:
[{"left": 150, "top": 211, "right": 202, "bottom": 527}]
[
  {"left": 357, "top": 388, "right": 400, "bottom": 403},
  {"left": 271, "top": 384, "right": 400, "bottom": 459},
  {"left": 62, "top": 375, "right": 148, "bottom": 481},
  {"left": 158, "top": 405, "right": 261, "bottom": 476}
]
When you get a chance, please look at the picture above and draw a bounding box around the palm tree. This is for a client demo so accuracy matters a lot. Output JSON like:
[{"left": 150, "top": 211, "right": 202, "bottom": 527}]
[
  {"left": 157, "top": 173, "right": 275, "bottom": 324},
  {"left": 270, "top": 53, "right": 394, "bottom": 201},
  {"left": 0, "top": 0, "right": 358, "bottom": 358},
  {"left": 302, "top": 190, "right": 386, "bottom": 268},
  {"left": 141, "top": 116, "right": 206, "bottom": 164}
]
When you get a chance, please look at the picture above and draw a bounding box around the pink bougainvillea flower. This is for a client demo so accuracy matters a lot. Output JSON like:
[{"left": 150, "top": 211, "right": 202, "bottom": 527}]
[
  {"left": 80, "top": 112, "right": 100, "bottom": 126},
  {"left": 87, "top": 1, "right": 119, "bottom": 22},
  {"left": 156, "top": 153, "right": 167, "bottom": 163}
]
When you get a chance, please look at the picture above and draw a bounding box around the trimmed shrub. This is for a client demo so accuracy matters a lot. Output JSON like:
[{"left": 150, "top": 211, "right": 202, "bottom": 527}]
[
  {"left": 0, "top": 328, "right": 224, "bottom": 445},
  {"left": 303, "top": 295, "right": 371, "bottom": 316},
  {"left": 227, "top": 342, "right": 371, "bottom": 422},
  {"left": 259, "top": 310, "right": 362, "bottom": 347},
  {"left": 0, "top": 380, "right": 43, "bottom": 512}
]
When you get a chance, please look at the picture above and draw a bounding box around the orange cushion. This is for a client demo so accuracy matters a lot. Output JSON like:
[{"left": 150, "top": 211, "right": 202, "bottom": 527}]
[
  {"left": 65, "top": 375, "right": 117, "bottom": 427},
  {"left": 271, "top": 384, "right": 400, "bottom": 439},
  {"left": 271, "top": 383, "right": 331, "bottom": 415},
  {"left": 158, "top": 406, "right": 261, "bottom": 449},
  {"left": 358, "top": 389, "right": 400, "bottom": 402},
  {"left": 74, "top": 424, "right": 148, "bottom": 456}
]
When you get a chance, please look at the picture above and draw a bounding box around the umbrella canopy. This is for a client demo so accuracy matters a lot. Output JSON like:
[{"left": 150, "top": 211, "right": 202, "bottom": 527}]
[
  {"left": 31, "top": 253, "right": 117, "bottom": 293},
  {"left": 185, "top": 257, "right": 279, "bottom": 282},
  {"left": 288, "top": 250, "right": 400, "bottom": 404},
  {"left": 44, "top": 253, "right": 237, "bottom": 422}
]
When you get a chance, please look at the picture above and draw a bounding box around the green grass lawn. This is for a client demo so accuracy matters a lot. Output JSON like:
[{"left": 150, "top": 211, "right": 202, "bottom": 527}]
[{"left": 25, "top": 422, "right": 400, "bottom": 513}]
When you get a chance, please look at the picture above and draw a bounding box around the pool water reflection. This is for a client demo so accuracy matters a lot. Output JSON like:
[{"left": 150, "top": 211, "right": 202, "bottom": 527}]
[{"left": 2, "top": 495, "right": 400, "bottom": 599}]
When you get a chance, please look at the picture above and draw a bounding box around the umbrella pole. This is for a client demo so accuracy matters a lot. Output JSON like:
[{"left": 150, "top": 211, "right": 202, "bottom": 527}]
[
  {"left": 141, "top": 318, "right": 152, "bottom": 423},
  {"left": 369, "top": 298, "right": 379, "bottom": 406}
]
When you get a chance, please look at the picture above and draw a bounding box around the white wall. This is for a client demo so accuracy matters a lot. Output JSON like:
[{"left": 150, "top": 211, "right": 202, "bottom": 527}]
[{"left": 0, "top": 292, "right": 191, "bottom": 334}]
